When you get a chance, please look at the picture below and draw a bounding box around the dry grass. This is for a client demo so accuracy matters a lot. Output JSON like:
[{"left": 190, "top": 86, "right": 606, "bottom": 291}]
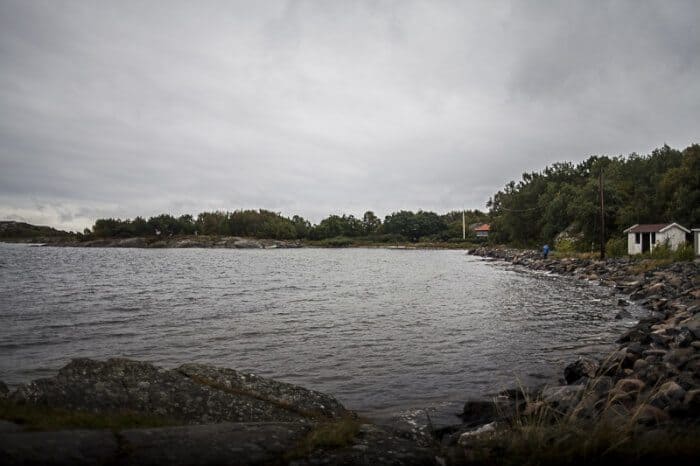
[
  {"left": 458, "top": 369, "right": 700, "bottom": 466},
  {"left": 550, "top": 251, "right": 600, "bottom": 260},
  {"left": 627, "top": 258, "right": 673, "bottom": 274}
]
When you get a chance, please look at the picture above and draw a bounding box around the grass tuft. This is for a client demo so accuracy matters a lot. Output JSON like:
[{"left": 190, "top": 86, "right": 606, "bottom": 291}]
[
  {"left": 457, "top": 373, "right": 700, "bottom": 466},
  {"left": 627, "top": 258, "right": 673, "bottom": 274}
]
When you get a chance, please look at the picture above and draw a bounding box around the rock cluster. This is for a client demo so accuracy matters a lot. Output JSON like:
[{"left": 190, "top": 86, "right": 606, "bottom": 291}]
[{"left": 466, "top": 247, "right": 700, "bottom": 423}]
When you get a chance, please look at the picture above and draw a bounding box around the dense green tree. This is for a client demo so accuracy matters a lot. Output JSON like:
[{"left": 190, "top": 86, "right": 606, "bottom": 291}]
[
  {"left": 147, "top": 214, "right": 182, "bottom": 236},
  {"left": 291, "top": 215, "right": 311, "bottom": 239},
  {"left": 310, "top": 214, "right": 363, "bottom": 239},
  {"left": 362, "top": 211, "right": 381, "bottom": 235},
  {"left": 383, "top": 210, "right": 447, "bottom": 241},
  {"left": 658, "top": 144, "right": 700, "bottom": 227},
  {"left": 196, "top": 211, "right": 229, "bottom": 235},
  {"left": 487, "top": 144, "right": 695, "bottom": 250}
]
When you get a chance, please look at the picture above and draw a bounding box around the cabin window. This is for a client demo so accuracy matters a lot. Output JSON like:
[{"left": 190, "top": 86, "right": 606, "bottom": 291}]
[
  {"left": 652, "top": 232, "right": 656, "bottom": 243},
  {"left": 635, "top": 233, "right": 640, "bottom": 244}
]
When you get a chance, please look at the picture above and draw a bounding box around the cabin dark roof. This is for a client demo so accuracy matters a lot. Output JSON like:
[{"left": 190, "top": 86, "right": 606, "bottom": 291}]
[
  {"left": 624, "top": 223, "right": 689, "bottom": 234},
  {"left": 474, "top": 224, "right": 490, "bottom": 232}
]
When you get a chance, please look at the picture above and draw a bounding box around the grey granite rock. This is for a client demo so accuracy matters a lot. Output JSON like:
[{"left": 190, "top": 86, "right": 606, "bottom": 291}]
[{"left": 10, "top": 358, "right": 348, "bottom": 424}]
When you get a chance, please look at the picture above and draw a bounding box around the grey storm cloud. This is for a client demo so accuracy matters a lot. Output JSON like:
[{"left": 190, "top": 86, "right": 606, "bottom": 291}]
[{"left": 0, "top": 0, "right": 698, "bottom": 231}]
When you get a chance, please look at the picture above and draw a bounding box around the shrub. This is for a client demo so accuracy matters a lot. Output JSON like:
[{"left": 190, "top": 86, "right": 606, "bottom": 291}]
[
  {"left": 553, "top": 238, "right": 578, "bottom": 255},
  {"left": 673, "top": 243, "right": 695, "bottom": 261},
  {"left": 605, "top": 237, "right": 627, "bottom": 258},
  {"left": 365, "top": 233, "right": 405, "bottom": 243},
  {"left": 318, "top": 237, "right": 353, "bottom": 247},
  {"left": 649, "top": 243, "right": 672, "bottom": 259}
]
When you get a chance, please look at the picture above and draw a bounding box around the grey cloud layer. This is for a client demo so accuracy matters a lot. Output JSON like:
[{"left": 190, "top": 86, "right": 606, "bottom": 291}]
[{"left": 1, "top": 0, "right": 698, "bottom": 231}]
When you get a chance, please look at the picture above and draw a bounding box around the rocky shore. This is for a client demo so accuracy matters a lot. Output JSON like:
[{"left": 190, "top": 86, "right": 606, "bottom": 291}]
[{"left": 435, "top": 247, "right": 700, "bottom": 463}]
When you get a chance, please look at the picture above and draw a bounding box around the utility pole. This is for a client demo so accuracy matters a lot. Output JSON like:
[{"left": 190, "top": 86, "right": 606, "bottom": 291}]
[
  {"left": 462, "top": 211, "right": 466, "bottom": 240},
  {"left": 600, "top": 170, "right": 605, "bottom": 260}
]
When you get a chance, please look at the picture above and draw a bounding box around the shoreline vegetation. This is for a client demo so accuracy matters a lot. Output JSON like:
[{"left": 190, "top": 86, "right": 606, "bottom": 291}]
[{"left": 1, "top": 246, "right": 698, "bottom": 464}]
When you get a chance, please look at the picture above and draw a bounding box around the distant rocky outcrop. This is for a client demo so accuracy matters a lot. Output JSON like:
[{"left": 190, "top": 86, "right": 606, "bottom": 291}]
[
  {"left": 0, "top": 221, "right": 74, "bottom": 243},
  {"left": 51, "top": 235, "right": 303, "bottom": 249}
]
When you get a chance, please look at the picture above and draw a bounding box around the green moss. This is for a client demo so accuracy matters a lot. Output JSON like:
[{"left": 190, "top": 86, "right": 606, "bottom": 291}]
[
  {"left": 0, "top": 399, "right": 178, "bottom": 431},
  {"left": 285, "top": 416, "right": 361, "bottom": 461}
]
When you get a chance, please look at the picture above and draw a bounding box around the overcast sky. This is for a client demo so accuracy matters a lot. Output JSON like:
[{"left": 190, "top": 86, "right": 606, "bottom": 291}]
[{"left": 1, "top": 0, "right": 698, "bottom": 231}]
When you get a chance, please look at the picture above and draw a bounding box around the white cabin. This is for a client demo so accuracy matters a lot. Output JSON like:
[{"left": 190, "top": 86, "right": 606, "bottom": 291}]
[{"left": 623, "top": 223, "right": 690, "bottom": 255}]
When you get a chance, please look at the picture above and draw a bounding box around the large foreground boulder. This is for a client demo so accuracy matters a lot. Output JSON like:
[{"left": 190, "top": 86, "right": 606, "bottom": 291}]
[
  {"left": 2, "top": 359, "right": 439, "bottom": 465},
  {"left": 10, "top": 358, "right": 347, "bottom": 423}
]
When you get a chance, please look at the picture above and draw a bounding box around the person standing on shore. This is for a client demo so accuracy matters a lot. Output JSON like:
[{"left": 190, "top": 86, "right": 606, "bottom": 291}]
[{"left": 543, "top": 244, "right": 550, "bottom": 259}]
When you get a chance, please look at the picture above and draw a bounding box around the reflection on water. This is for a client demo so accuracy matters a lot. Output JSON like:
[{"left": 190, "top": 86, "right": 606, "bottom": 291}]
[{"left": 0, "top": 244, "right": 638, "bottom": 417}]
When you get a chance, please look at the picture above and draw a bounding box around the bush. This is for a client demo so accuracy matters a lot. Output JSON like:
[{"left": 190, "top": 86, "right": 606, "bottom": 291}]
[
  {"left": 650, "top": 243, "right": 672, "bottom": 259},
  {"left": 605, "top": 237, "right": 627, "bottom": 258},
  {"left": 673, "top": 243, "right": 695, "bottom": 261},
  {"left": 553, "top": 238, "right": 578, "bottom": 255},
  {"left": 318, "top": 237, "right": 353, "bottom": 247},
  {"left": 365, "top": 233, "right": 406, "bottom": 243}
]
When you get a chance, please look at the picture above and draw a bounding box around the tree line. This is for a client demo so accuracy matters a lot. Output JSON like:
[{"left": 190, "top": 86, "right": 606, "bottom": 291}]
[
  {"left": 82, "top": 209, "right": 490, "bottom": 242},
  {"left": 82, "top": 143, "right": 697, "bottom": 249}
]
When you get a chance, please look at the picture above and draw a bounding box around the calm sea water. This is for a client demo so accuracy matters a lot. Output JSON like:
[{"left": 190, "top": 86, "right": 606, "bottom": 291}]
[{"left": 0, "top": 244, "right": 638, "bottom": 420}]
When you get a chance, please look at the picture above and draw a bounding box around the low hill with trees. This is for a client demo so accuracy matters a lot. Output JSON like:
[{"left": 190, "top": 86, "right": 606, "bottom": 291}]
[{"left": 0, "top": 221, "right": 75, "bottom": 242}]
